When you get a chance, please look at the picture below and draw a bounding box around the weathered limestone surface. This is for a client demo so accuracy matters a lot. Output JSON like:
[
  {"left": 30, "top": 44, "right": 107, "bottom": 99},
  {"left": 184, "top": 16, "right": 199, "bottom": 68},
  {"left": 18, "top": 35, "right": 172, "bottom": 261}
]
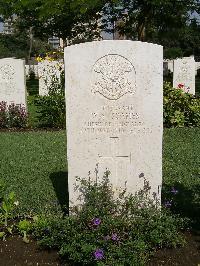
[
  {"left": 0, "top": 58, "right": 26, "bottom": 106},
  {"left": 65, "top": 40, "right": 163, "bottom": 206},
  {"left": 38, "top": 60, "right": 63, "bottom": 96}
]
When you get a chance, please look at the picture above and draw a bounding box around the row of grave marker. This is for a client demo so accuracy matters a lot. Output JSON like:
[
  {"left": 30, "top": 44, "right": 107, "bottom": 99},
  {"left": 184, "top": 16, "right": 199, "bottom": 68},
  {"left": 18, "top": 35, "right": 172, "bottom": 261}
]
[
  {"left": 0, "top": 41, "right": 198, "bottom": 206},
  {"left": 0, "top": 55, "right": 197, "bottom": 108}
]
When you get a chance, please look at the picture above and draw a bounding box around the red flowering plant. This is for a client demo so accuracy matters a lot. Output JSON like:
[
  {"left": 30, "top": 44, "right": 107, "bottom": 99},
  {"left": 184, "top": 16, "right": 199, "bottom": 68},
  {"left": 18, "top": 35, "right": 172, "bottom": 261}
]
[
  {"left": 0, "top": 101, "right": 7, "bottom": 128},
  {"left": 177, "top": 83, "right": 190, "bottom": 93},
  {"left": 0, "top": 101, "right": 28, "bottom": 128},
  {"left": 164, "top": 82, "right": 200, "bottom": 127}
]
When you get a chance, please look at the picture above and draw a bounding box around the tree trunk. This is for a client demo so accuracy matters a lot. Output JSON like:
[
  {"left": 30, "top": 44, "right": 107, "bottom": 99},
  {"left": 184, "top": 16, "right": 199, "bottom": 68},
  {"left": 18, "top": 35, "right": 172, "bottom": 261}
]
[
  {"left": 28, "top": 26, "right": 34, "bottom": 60},
  {"left": 138, "top": 22, "right": 146, "bottom": 41}
]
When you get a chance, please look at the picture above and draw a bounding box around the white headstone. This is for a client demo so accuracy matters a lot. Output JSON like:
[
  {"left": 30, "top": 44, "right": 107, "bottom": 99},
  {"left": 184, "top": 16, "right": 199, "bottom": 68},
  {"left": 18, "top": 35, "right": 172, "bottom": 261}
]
[
  {"left": 196, "top": 62, "right": 200, "bottom": 75},
  {"left": 26, "top": 64, "right": 39, "bottom": 78},
  {"left": 163, "top": 59, "right": 174, "bottom": 75},
  {"left": 173, "top": 57, "right": 195, "bottom": 94},
  {"left": 65, "top": 40, "right": 163, "bottom": 206},
  {"left": 38, "top": 60, "right": 63, "bottom": 96},
  {"left": 168, "top": 60, "right": 174, "bottom": 73},
  {"left": 0, "top": 58, "right": 26, "bottom": 106}
]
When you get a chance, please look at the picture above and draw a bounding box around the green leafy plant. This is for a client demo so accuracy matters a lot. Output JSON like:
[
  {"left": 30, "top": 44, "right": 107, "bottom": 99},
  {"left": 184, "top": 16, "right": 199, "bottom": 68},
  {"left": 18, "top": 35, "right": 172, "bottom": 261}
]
[
  {"left": 0, "top": 191, "right": 17, "bottom": 227},
  {"left": 18, "top": 219, "right": 32, "bottom": 243},
  {"left": 0, "top": 185, "right": 18, "bottom": 240},
  {"left": 163, "top": 82, "right": 200, "bottom": 127},
  {"left": 35, "top": 71, "right": 65, "bottom": 128},
  {"left": 33, "top": 171, "right": 185, "bottom": 265}
]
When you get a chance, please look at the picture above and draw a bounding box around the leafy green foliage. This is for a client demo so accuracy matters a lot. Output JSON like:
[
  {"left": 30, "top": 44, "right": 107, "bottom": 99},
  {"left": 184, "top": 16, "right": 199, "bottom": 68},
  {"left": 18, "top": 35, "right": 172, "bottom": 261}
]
[
  {"left": 0, "top": 0, "right": 107, "bottom": 45},
  {"left": 18, "top": 219, "right": 32, "bottom": 243},
  {"left": 164, "top": 48, "right": 184, "bottom": 60},
  {"left": 104, "top": 0, "right": 199, "bottom": 41},
  {"left": 0, "top": 178, "right": 18, "bottom": 235},
  {"left": 163, "top": 82, "right": 200, "bottom": 127},
  {"left": 34, "top": 72, "right": 65, "bottom": 128},
  {"left": 33, "top": 173, "right": 185, "bottom": 265},
  {"left": 0, "top": 102, "right": 28, "bottom": 128},
  {"left": 0, "top": 32, "right": 51, "bottom": 60}
]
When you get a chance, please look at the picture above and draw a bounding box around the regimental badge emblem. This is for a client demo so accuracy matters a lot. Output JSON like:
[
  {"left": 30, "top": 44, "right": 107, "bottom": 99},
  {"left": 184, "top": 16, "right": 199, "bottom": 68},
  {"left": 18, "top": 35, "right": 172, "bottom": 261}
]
[
  {"left": 91, "top": 54, "right": 136, "bottom": 100},
  {"left": 0, "top": 65, "right": 15, "bottom": 82}
]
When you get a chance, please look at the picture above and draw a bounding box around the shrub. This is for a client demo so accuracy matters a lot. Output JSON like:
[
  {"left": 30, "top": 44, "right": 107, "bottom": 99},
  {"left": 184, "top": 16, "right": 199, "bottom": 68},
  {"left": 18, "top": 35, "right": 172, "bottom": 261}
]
[
  {"left": 7, "top": 103, "right": 28, "bottom": 128},
  {"left": 35, "top": 71, "right": 65, "bottom": 128},
  {"left": 163, "top": 82, "right": 200, "bottom": 127},
  {"left": 33, "top": 172, "right": 186, "bottom": 266},
  {"left": 0, "top": 176, "right": 18, "bottom": 227},
  {"left": 0, "top": 101, "right": 7, "bottom": 127},
  {"left": 0, "top": 102, "right": 28, "bottom": 128}
]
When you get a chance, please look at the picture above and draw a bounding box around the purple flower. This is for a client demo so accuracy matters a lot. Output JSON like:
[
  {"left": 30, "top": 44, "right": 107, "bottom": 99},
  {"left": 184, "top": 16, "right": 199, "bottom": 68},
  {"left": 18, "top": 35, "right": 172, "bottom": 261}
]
[
  {"left": 164, "top": 200, "right": 172, "bottom": 208},
  {"left": 93, "top": 218, "right": 101, "bottom": 226},
  {"left": 94, "top": 249, "right": 104, "bottom": 260},
  {"left": 111, "top": 233, "right": 119, "bottom": 241},
  {"left": 171, "top": 187, "right": 178, "bottom": 195}
]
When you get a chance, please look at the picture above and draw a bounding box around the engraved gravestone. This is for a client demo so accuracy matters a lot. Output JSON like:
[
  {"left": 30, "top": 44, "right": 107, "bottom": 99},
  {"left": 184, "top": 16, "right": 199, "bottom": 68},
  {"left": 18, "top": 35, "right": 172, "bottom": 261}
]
[
  {"left": 38, "top": 60, "right": 63, "bottom": 96},
  {"left": 0, "top": 58, "right": 26, "bottom": 106},
  {"left": 65, "top": 40, "right": 163, "bottom": 206},
  {"left": 173, "top": 56, "right": 195, "bottom": 94}
]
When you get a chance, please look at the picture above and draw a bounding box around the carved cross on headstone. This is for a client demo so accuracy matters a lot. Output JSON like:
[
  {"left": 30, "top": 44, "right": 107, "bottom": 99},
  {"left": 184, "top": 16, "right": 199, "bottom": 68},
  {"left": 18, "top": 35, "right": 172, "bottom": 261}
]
[{"left": 98, "top": 136, "right": 131, "bottom": 181}]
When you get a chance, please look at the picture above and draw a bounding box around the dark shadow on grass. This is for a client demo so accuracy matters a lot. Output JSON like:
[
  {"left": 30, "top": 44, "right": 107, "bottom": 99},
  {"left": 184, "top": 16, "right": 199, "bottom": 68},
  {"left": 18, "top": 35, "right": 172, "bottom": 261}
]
[
  {"left": 50, "top": 171, "right": 69, "bottom": 215},
  {"left": 162, "top": 182, "right": 200, "bottom": 230}
]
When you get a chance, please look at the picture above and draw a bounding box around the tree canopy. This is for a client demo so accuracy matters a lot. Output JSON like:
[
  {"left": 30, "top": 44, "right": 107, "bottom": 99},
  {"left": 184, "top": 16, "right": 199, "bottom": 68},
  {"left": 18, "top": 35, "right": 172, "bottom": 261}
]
[{"left": 0, "top": 0, "right": 199, "bottom": 57}]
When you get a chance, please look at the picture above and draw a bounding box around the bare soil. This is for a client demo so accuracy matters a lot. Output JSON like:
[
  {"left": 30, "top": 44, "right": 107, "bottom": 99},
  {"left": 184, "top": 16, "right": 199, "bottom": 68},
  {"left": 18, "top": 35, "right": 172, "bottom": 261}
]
[
  {"left": 0, "top": 231, "right": 199, "bottom": 266},
  {"left": 148, "top": 231, "right": 200, "bottom": 266},
  {"left": 0, "top": 235, "right": 62, "bottom": 266}
]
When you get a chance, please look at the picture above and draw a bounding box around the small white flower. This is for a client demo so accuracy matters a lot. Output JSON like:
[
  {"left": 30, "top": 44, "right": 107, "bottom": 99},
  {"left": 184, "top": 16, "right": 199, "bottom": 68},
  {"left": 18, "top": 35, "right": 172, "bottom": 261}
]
[{"left": 14, "top": 201, "right": 19, "bottom": 206}]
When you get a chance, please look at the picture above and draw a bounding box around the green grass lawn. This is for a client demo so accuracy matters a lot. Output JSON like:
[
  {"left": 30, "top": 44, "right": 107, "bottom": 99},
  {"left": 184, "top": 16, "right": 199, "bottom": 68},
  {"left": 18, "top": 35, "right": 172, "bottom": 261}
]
[
  {"left": 163, "top": 128, "right": 200, "bottom": 224},
  {"left": 0, "top": 128, "right": 199, "bottom": 221},
  {"left": 26, "top": 78, "right": 39, "bottom": 96},
  {"left": 0, "top": 131, "right": 67, "bottom": 215}
]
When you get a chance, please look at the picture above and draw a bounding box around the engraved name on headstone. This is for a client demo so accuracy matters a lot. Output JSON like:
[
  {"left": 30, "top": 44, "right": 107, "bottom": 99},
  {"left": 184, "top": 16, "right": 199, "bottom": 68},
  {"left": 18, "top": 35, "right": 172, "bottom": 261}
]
[{"left": 65, "top": 41, "right": 163, "bottom": 206}]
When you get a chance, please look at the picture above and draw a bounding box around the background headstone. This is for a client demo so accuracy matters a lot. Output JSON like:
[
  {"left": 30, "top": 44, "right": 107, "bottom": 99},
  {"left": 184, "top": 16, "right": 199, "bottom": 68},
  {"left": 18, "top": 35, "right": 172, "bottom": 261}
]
[
  {"left": 65, "top": 40, "right": 163, "bottom": 206},
  {"left": 163, "top": 59, "right": 174, "bottom": 75},
  {"left": 0, "top": 58, "right": 26, "bottom": 106},
  {"left": 25, "top": 64, "right": 39, "bottom": 78},
  {"left": 38, "top": 60, "right": 63, "bottom": 96},
  {"left": 173, "top": 56, "right": 195, "bottom": 94},
  {"left": 196, "top": 62, "right": 200, "bottom": 75}
]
